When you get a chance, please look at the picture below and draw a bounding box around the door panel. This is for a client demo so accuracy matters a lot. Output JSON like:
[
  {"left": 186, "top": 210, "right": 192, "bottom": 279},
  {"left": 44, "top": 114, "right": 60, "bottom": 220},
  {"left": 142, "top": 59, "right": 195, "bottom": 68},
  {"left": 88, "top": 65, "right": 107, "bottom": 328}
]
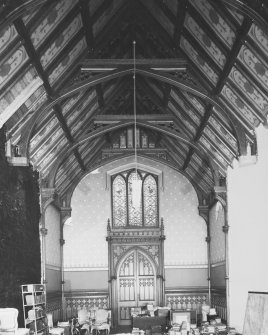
[{"left": 117, "top": 249, "right": 156, "bottom": 325}]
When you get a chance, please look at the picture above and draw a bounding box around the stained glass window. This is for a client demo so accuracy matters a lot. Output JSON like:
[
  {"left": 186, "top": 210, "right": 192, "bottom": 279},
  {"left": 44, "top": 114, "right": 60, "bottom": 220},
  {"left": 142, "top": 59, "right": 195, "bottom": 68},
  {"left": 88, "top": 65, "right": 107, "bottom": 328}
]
[
  {"left": 112, "top": 175, "right": 127, "bottom": 227},
  {"left": 112, "top": 169, "right": 158, "bottom": 227},
  {"left": 144, "top": 175, "right": 157, "bottom": 226},
  {"left": 128, "top": 171, "right": 142, "bottom": 226}
]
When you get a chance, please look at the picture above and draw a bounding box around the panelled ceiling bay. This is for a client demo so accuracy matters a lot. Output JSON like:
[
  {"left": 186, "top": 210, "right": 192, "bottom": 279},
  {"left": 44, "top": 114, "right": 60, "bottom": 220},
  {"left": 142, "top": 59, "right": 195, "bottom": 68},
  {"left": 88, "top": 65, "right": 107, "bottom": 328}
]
[{"left": 1, "top": 0, "right": 268, "bottom": 206}]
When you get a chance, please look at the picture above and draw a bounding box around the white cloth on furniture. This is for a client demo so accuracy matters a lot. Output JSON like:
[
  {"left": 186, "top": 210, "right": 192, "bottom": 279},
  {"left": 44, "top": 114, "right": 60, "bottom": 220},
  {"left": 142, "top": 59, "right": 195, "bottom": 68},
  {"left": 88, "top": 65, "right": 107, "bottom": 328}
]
[
  {"left": 47, "top": 313, "right": 65, "bottom": 335},
  {"left": 0, "top": 308, "right": 29, "bottom": 335},
  {"left": 91, "top": 309, "right": 111, "bottom": 335}
]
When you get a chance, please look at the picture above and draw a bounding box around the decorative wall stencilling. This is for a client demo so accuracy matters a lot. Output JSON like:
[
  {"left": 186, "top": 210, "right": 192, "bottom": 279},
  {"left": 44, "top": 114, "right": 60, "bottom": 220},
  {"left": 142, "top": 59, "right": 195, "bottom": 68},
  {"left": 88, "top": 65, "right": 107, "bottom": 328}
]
[
  {"left": 180, "top": 37, "right": 219, "bottom": 85},
  {"left": 248, "top": 23, "right": 268, "bottom": 55},
  {"left": 0, "top": 68, "right": 38, "bottom": 116},
  {"left": 184, "top": 14, "right": 226, "bottom": 69},
  {"left": 189, "top": 0, "right": 236, "bottom": 48},
  {"left": 228, "top": 66, "right": 268, "bottom": 117},
  {"left": 63, "top": 157, "right": 207, "bottom": 270},
  {"left": 221, "top": 85, "right": 260, "bottom": 128},
  {"left": 0, "top": 24, "right": 18, "bottom": 53},
  {"left": 40, "top": 14, "right": 83, "bottom": 69},
  {"left": 30, "top": 0, "right": 77, "bottom": 48},
  {"left": 48, "top": 38, "right": 87, "bottom": 85},
  {"left": 0, "top": 46, "right": 29, "bottom": 90},
  {"left": 238, "top": 45, "right": 268, "bottom": 91}
]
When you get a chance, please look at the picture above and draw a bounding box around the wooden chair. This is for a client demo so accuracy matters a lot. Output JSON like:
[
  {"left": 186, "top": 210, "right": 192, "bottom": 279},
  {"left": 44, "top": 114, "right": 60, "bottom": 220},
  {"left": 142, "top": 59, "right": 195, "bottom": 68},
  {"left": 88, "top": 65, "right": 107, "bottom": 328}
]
[{"left": 91, "top": 309, "right": 111, "bottom": 335}]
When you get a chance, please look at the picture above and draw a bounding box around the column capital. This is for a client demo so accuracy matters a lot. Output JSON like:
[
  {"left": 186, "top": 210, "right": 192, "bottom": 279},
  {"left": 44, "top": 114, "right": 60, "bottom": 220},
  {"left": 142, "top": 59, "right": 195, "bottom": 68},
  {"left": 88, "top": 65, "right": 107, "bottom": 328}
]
[
  {"left": 40, "top": 227, "right": 48, "bottom": 236},
  {"left": 222, "top": 224, "right": 230, "bottom": 233}
]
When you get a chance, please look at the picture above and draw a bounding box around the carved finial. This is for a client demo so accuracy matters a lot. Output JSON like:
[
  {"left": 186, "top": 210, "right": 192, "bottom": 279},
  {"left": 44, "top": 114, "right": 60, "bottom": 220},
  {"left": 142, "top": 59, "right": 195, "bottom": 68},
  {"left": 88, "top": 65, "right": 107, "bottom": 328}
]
[
  {"left": 160, "top": 218, "right": 165, "bottom": 236},
  {"left": 107, "top": 219, "right": 111, "bottom": 232}
]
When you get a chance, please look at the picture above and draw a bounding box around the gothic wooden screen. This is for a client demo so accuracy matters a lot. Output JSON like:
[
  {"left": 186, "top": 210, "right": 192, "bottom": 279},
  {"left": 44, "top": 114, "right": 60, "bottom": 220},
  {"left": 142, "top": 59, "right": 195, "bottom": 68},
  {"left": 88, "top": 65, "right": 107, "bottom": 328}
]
[
  {"left": 108, "top": 168, "right": 165, "bottom": 328},
  {"left": 117, "top": 249, "right": 156, "bottom": 325}
]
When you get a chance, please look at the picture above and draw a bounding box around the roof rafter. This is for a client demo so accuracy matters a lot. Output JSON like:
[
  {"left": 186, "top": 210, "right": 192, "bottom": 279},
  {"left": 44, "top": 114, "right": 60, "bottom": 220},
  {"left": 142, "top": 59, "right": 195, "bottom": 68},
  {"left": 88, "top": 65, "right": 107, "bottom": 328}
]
[
  {"left": 13, "top": 17, "right": 87, "bottom": 171},
  {"left": 173, "top": 0, "right": 188, "bottom": 45},
  {"left": 79, "top": 0, "right": 95, "bottom": 51},
  {"left": 182, "top": 16, "right": 253, "bottom": 170},
  {"left": 218, "top": 0, "right": 268, "bottom": 30},
  {"left": 154, "top": 0, "right": 177, "bottom": 26}
]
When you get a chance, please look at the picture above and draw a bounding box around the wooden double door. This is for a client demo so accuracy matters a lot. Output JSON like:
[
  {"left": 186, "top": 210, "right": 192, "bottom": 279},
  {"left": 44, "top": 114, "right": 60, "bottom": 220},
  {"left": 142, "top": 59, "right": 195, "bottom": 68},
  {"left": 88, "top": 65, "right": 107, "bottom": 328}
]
[
  {"left": 107, "top": 226, "right": 165, "bottom": 327},
  {"left": 117, "top": 248, "right": 157, "bottom": 325}
]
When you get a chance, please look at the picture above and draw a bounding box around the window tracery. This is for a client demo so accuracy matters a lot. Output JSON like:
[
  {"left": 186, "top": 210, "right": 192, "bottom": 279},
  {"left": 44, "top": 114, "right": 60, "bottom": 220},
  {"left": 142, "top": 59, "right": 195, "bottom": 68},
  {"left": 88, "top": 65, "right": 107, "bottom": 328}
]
[{"left": 112, "top": 169, "right": 158, "bottom": 228}]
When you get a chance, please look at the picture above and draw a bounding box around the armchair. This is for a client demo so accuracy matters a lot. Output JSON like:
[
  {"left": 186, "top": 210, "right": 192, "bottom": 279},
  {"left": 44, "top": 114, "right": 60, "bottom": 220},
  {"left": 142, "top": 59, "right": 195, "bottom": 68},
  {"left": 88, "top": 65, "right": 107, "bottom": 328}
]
[
  {"left": 0, "top": 308, "right": 29, "bottom": 335},
  {"left": 91, "top": 309, "right": 111, "bottom": 335},
  {"left": 77, "top": 309, "right": 90, "bottom": 335}
]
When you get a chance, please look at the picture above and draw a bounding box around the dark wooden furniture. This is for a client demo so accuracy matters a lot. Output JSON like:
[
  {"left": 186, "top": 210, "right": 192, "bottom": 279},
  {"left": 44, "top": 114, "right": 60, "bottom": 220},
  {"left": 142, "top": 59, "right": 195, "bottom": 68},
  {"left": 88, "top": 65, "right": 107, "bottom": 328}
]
[{"left": 132, "top": 316, "right": 168, "bottom": 330}]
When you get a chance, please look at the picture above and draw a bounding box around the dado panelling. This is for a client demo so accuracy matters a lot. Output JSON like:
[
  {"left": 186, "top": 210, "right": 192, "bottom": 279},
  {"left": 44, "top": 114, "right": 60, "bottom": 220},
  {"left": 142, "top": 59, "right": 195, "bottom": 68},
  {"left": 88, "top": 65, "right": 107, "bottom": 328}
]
[{"left": 64, "top": 157, "right": 207, "bottom": 271}]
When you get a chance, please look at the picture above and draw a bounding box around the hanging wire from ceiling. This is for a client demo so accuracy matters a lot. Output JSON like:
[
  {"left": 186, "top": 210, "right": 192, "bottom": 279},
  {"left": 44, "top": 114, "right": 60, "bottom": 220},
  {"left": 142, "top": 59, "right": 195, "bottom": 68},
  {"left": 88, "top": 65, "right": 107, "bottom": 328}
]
[
  {"left": 133, "top": 40, "right": 138, "bottom": 177},
  {"left": 132, "top": 40, "right": 142, "bottom": 208}
]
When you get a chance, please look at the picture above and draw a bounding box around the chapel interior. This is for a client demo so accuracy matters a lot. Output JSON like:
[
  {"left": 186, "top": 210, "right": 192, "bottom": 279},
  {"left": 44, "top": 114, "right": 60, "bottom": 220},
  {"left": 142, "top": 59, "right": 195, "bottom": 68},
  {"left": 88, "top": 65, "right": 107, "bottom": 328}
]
[{"left": 0, "top": 1, "right": 268, "bottom": 335}]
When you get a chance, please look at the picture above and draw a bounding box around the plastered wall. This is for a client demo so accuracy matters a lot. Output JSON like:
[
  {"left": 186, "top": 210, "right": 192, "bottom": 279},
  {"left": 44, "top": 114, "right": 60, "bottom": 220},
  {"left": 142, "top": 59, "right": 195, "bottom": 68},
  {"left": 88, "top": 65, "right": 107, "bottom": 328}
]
[
  {"left": 227, "top": 126, "right": 268, "bottom": 333},
  {"left": 63, "top": 157, "right": 208, "bottom": 290}
]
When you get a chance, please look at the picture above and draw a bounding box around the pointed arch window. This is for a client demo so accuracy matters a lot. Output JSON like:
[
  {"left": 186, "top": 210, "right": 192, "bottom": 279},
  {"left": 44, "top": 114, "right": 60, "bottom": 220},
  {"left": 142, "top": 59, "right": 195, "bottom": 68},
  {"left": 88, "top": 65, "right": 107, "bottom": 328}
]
[{"left": 112, "top": 169, "right": 158, "bottom": 227}]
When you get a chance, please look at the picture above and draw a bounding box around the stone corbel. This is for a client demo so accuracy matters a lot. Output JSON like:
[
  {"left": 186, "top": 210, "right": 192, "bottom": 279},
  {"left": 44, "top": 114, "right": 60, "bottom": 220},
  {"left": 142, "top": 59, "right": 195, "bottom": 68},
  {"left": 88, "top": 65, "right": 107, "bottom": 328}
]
[
  {"left": 60, "top": 207, "right": 72, "bottom": 223},
  {"left": 198, "top": 205, "right": 209, "bottom": 223},
  {"left": 41, "top": 187, "right": 56, "bottom": 209},
  {"left": 213, "top": 186, "right": 227, "bottom": 207}
]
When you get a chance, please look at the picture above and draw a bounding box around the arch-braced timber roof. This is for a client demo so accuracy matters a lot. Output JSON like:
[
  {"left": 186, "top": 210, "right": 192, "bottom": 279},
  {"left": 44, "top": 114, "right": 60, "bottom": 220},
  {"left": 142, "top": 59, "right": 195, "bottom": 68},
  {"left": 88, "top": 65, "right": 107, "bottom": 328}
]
[{"left": 1, "top": 0, "right": 268, "bottom": 202}]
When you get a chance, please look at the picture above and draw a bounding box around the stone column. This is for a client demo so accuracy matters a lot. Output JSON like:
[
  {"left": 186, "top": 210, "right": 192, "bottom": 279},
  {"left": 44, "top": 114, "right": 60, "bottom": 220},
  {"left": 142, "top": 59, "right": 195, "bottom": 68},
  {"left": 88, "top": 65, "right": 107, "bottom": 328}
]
[
  {"left": 214, "top": 184, "right": 228, "bottom": 325},
  {"left": 159, "top": 218, "right": 166, "bottom": 306},
  {"left": 40, "top": 187, "right": 56, "bottom": 285},
  {"left": 60, "top": 206, "right": 72, "bottom": 320},
  {"left": 198, "top": 204, "right": 210, "bottom": 304},
  {"left": 222, "top": 217, "right": 230, "bottom": 326}
]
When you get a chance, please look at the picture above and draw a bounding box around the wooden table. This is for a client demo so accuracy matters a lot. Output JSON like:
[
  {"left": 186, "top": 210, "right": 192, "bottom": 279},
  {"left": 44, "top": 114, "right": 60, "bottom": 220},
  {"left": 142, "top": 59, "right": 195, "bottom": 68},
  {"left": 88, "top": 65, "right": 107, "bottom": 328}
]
[{"left": 132, "top": 316, "right": 168, "bottom": 330}]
